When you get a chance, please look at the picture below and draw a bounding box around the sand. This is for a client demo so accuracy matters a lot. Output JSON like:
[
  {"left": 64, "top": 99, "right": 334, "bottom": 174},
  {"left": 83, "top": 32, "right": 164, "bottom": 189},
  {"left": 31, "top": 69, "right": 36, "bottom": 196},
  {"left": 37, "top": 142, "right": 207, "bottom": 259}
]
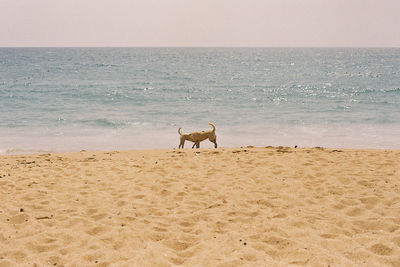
[{"left": 0, "top": 147, "right": 399, "bottom": 266}]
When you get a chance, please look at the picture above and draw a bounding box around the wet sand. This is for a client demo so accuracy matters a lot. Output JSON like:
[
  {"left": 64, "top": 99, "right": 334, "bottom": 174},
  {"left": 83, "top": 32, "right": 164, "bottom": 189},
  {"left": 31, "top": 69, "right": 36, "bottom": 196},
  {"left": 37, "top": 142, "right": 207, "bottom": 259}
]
[{"left": 0, "top": 147, "right": 399, "bottom": 266}]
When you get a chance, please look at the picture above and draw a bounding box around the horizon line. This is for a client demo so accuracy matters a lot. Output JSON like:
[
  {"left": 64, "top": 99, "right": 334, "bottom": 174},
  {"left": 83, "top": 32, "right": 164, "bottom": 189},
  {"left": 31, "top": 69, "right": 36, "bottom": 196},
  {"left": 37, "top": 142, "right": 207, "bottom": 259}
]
[{"left": 1, "top": 45, "right": 400, "bottom": 49}]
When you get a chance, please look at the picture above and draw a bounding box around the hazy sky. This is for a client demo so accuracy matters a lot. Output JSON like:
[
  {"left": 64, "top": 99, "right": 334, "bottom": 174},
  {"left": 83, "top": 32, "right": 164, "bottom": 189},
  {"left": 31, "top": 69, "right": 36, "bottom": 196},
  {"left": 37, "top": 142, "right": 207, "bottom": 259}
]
[{"left": 1, "top": 0, "right": 399, "bottom": 47}]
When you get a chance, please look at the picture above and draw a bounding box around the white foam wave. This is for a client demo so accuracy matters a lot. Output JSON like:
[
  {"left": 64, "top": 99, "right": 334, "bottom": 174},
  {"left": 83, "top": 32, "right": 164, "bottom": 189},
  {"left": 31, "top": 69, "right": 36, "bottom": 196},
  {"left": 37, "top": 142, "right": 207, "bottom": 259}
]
[{"left": 1, "top": 123, "right": 399, "bottom": 155}]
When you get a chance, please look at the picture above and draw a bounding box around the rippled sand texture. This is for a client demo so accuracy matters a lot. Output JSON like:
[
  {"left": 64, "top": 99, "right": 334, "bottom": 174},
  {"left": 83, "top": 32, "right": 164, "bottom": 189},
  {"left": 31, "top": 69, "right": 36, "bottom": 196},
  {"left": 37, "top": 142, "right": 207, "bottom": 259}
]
[{"left": 1, "top": 147, "right": 399, "bottom": 266}]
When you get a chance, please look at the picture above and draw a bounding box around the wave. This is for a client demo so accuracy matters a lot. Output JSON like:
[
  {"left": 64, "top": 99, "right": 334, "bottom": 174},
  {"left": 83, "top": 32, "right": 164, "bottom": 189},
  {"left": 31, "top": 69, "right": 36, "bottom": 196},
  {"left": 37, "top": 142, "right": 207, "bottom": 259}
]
[
  {"left": 1, "top": 123, "right": 400, "bottom": 155},
  {"left": 0, "top": 148, "right": 54, "bottom": 155},
  {"left": 355, "top": 88, "right": 400, "bottom": 94},
  {"left": 74, "top": 118, "right": 131, "bottom": 129},
  {"left": 386, "top": 88, "right": 400, "bottom": 93}
]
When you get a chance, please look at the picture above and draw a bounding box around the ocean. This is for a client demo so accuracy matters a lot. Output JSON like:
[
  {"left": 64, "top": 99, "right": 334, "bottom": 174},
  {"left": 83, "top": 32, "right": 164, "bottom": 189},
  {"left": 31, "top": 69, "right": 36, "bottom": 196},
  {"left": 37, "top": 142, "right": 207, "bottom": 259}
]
[{"left": 0, "top": 47, "right": 399, "bottom": 154}]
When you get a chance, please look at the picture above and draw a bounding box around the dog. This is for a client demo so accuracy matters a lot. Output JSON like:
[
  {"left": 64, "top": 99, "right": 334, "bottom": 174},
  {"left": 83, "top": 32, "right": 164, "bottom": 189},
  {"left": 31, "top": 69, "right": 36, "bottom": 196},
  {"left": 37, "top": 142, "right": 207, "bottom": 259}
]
[{"left": 178, "top": 123, "right": 217, "bottom": 149}]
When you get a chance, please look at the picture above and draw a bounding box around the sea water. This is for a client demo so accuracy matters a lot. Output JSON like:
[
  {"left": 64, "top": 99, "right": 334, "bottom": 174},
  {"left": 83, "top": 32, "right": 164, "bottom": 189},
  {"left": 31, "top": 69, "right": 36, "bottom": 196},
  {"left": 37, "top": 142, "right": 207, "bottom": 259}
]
[{"left": 0, "top": 47, "right": 399, "bottom": 154}]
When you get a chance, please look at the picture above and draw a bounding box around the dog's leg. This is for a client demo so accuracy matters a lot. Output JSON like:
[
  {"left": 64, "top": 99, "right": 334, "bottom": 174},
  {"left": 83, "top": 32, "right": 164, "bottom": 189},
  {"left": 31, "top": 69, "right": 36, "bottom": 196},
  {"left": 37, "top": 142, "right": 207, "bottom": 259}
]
[
  {"left": 210, "top": 140, "right": 217, "bottom": 148},
  {"left": 192, "top": 142, "right": 196, "bottom": 149},
  {"left": 196, "top": 142, "right": 200, "bottom": 148},
  {"left": 179, "top": 138, "right": 185, "bottom": 149},
  {"left": 209, "top": 137, "right": 217, "bottom": 148}
]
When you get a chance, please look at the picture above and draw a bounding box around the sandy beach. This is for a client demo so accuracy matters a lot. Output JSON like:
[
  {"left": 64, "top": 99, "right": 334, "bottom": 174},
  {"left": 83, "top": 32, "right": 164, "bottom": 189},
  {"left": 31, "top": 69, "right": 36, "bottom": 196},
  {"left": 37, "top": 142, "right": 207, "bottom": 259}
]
[{"left": 0, "top": 147, "right": 399, "bottom": 266}]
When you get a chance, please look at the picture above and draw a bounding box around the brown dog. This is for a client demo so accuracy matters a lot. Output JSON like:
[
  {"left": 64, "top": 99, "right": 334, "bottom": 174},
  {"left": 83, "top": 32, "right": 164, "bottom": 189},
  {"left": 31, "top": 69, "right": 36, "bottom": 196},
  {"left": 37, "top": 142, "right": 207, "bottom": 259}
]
[{"left": 178, "top": 123, "right": 217, "bottom": 149}]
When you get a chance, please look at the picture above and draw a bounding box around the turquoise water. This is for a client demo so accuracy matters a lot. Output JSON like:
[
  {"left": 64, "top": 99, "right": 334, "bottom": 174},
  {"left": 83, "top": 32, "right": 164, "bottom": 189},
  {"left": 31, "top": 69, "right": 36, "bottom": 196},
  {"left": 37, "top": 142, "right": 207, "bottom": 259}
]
[{"left": 1, "top": 48, "right": 399, "bottom": 153}]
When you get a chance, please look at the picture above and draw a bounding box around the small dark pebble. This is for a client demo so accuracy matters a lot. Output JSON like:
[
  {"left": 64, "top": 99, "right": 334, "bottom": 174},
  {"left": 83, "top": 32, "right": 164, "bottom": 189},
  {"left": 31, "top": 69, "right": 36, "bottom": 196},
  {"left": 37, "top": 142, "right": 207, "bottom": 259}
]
[
  {"left": 294, "top": 145, "right": 298, "bottom": 148},
  {"left": 20, "top": 208, "right": 24, "bottom": 212},
  {"left": 244, "top": 242, "right": 247, "bottom": 245}
]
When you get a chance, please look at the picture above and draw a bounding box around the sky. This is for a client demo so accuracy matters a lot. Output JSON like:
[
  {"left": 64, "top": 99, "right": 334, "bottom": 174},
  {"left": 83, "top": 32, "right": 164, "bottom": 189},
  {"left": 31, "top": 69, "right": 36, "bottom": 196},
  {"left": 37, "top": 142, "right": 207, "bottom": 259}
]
[{"left": 0, "top": 0, "right": 399, "bottom": 47}]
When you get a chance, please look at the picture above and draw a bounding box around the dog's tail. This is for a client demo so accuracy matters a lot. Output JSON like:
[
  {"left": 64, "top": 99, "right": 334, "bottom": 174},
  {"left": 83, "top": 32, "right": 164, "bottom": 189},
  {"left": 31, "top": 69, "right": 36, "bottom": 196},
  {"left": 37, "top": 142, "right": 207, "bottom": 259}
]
[
  {"left": 178, "top": 128, "right": 183, "bottom": 136},
  {"left": 208, "top": 122, "right": 216, "bottom": 132}
]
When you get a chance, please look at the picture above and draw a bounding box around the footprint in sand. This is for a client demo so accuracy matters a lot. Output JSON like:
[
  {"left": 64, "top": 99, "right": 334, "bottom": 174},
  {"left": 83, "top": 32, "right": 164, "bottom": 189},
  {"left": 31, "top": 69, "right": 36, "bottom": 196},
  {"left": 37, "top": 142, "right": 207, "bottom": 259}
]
[
  {"left": 320, "top": 233, "right": 337, "bottom": 239},
  {"left": 359, "top": 196, "right": 379, "bottom": 208},
  {"left": 8, "top": 214, "right": 29, "bottom": 224},
  {"left": 345, "top": 207, "right": 364, "bottom": 217},
  {"left": 369, "top": 243, "right": 393, "bottom": 256},
  {"left": 85, "top": 226, "right": 108, "bottom": 236},
  {"left": 149, "top": 233, "right": 167, "bottom": 242}
]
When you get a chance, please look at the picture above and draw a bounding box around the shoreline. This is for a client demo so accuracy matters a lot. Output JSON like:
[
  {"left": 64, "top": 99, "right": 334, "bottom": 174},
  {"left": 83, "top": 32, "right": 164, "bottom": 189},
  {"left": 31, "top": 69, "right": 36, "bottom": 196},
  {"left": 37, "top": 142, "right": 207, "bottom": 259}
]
[
  {"left": 1, "top": 145, "right": 400, "bottom": 157},
  {"left": 2, "top": 123, "right": 400, "bottom": 155},
  {"left": 1, "top": 147, "right": 399, "bottom": 266}
]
